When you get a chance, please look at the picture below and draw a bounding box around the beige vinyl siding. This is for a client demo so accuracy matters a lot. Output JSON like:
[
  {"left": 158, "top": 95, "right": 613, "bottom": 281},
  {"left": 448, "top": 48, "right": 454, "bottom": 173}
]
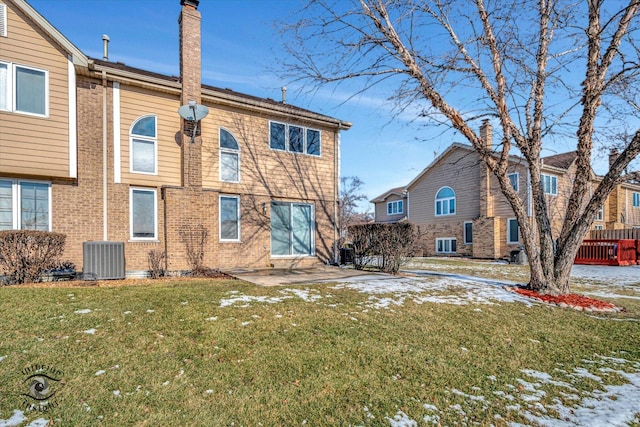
[
  {"left": 408, "top": 149, "right": 481, "bottom": 225},
  {"left": 490, "top": 164, "right": 529, "bottom": 218},
  {"left": 0, "top": 0, "right": 70, "bottom": 178},
  {"left": 201, "top": 104, "right": 337, "bottom": 202},
  {"left": 118, "top": 85, "right": 181, "bottom": 186},
  {"left": 625, "top": 188, "right": 640, "bottom": 226},
  {"left": 374, "top": 194, "right": 406, "bottom": 223}
]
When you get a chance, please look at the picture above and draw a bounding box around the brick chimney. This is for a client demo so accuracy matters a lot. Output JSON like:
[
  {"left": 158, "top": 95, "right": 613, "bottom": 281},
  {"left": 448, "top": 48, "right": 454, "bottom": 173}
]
[
  {"left": 179, "top": 0, "right": 202, "bottom": 187},
  {"left": 480, "top": 119, "right": 492, "bottom": 149},
  {"left": 479, "top": 120, "right": 494, "bottom": 218},
  {"left": 609, "top": 148, "right": 619, "bottom": 169}
]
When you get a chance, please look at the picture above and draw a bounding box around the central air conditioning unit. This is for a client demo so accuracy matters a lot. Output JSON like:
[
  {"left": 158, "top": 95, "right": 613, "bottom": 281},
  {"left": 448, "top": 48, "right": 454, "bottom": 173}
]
[{"left": 83, "top": 241, "right": 125, "bottom": 280}]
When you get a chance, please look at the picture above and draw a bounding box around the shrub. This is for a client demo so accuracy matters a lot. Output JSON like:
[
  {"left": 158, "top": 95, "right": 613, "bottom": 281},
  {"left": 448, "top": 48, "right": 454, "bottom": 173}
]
[
  {"left": 0, "top": 230, "right": 66, "bottom": 284},
  {"left": 178, "top": 225, "right": 208, "bottom": 272},
  {"left": 148, "top": 250, "right": 166, "bottom": 279},
  {"left": 348, "top": 223, "right": 421, "bottom": 274}
]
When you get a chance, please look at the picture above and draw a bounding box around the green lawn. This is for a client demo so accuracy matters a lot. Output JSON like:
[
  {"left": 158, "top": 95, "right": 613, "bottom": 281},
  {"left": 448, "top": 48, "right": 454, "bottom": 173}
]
[{"left": 1, "top": 260, "right": 639, "bottom": 426}]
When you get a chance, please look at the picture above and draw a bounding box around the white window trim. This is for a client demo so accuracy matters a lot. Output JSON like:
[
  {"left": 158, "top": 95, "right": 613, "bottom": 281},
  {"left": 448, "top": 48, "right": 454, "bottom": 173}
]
[
  {"left": 270, "top": 202, "right": 316, "bottom": 257},
  {"left": 113, "top": 82, "right": 121, "bottom": 183},
  {"left": 435, "top": 186, "right": 456, "bottom": 217},
  {"left": 219, "top": 195, "right": 241, "bottom": 242},
  {"left": 463, "top": 221, "right": 473, "bottom": 245},
  {"left": 219, "top": 127, "right": 241, "bottom": 183},
  {"left": 507, "top": 218, "right": 519, "bottom": 244},
  {"left": 129, "top": 187, "right": 158, "bottom": 241},
  {"left": 269, "top": 120, "right": 322, "bottom": 157},
  {"left": 129, "top": 114, "right": 158, "bottom": 175},
  {"left": 436, "top": 237, "right": 456, "bottom": 254},
  {"left": 67, "top": 56, "right": 77, "bottom": 179},
  {"left": 0, "top": 61, "right": 49, "bottom": 117},
  {"left": 0, "top": 179, "right": 52, "bottom": 231},
  {"left": 387, "top": 200, "right": 403, "bottom": 215},
  {"left": 595, "top": 206, "right": 604, "bottom": 222},
  {"left": 542, "top": 174, "right": 558, "bottom": 196},
  {"left": 508, "top": 172, "right": 519, "bottom": 192}
]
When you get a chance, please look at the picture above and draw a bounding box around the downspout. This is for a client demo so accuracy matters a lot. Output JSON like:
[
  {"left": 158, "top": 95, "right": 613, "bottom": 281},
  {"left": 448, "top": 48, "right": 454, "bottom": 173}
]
[
  {"left": 102, "top": 68, "right": 108, "bottom": 241},
  {"left": 102, "top": 35, "right": 109, "bottom": 241},
  {"left": 334, "top": 128, "right": 342, "bottom": 264}
]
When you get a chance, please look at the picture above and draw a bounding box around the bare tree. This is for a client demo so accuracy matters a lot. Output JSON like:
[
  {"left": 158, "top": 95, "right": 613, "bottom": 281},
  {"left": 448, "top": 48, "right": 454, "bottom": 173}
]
[
  {"left": 339, "top": 176, "right": 370, "bottom": 246},
  {"left": 280, "top": 0, "right": 640, "bottom": 295}
]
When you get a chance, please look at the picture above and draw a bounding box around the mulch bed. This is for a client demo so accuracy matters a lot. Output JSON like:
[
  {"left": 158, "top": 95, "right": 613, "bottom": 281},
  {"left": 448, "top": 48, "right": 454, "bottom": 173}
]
[{"left": 513, "top": 287, "right": 624, "bottom": 312}]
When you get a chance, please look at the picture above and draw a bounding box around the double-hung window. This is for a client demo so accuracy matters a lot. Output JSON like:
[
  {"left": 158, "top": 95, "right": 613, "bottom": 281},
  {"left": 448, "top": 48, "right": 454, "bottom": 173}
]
[
  {"left": 507, "top": 218, "right": 519, "bottom": 244},
  {"left": 271, "top": 202, "right": 314, "bottom": 256},
  {"left": 508, "top": 173, "right": 519, "bottom": 192},
  {"left": 0, "top": 61, "right": 48, "bottom": 116},
  {"left": 633, "top": 192, "right": 640, "bottom": 208},
  {"left": 542, "top": 174, "right": 557, "bottom": 195},
  {"left": 435, "top": 187, "right": 456, "bottom": 216},
  {"left": 219, "top": 128, "right": 240, "bottom": 183},
  {"left": 387, "top": 200, "right": 403, "bottom": 215},
  {"left": 130, "top": 188, "right": 157, "bottom": 240},
  {"left": 220, "top": 195, "right": 240, "bottom": 241},
  {"left": 130, "top": 115, "right": 157, "bottom": 174},
  {"left": 464, "top": 222, "right": 473, "bottom": 245},
  {"left": 0, "top": 179, "right": 51, "bottom": 231},
  {"left": 269, "top": 121, "right": 321, "bottom": 156},
  {"left": 595, "top": 206, "right": 604, "bottom": 222}
]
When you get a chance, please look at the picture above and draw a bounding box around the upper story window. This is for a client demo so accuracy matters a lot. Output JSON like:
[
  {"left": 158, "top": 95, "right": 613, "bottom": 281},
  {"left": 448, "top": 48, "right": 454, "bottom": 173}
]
[
  {"left": 435, "top": 187, "right": 455, "bottom": 216},
  {"left": 542, "top": 174, "right": 557, "bottom": 195},
  {"left": 595, "top": 206, "right": 604, "bottom": 222},
  {"left": 269, "top": 121, "right": 321, "bottom": 156},
  {"left": 633, "top": 192, "right": 640, "bottom": 208},
  {"left": 220, "top": 128, "right": 240, "bottom": 183},
  {"left": 0, "top": 179, "right": 51, "bottom": 231},
  {"left": 0, "top": 61, "right": 48, "bottom": 117},
  {"left": 508, "top": 173, "right": 519, "bottom": 192},
  {"left": 130, "top": 115, "right": 157, "bottom": 174},
  {"left": 387, "top": 200, "right": 403, "bottom": 215}
]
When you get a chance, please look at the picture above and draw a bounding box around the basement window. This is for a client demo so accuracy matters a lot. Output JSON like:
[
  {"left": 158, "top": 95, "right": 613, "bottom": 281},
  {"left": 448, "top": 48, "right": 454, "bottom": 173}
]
[{"left": 436, "top": 238, "right": 456, "bottom": 254}]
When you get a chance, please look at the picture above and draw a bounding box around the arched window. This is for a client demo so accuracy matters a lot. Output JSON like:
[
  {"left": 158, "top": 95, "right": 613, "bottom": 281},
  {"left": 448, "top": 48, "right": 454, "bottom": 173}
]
[
  {"left": 220, "top": 128, "right": 240, "bottom": 182},
  {"left": 435, "top": 187, "right": 455, "bottom": 216},
  {"left": 130, "top": 115, "right": 157, "bottom": 174}
]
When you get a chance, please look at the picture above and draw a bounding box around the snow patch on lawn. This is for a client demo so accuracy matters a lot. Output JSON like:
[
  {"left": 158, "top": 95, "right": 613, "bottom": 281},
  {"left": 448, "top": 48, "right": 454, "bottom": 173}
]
[
  {"left": 74, "top": 309, "right": 92, "bottom": 314},
  {"left": 333, "top": 276, "right": 536, "bottom": 308},
  {"left": 0, "top": 410, "right": 48, "bottom": 427},
  {"left": 386, "top": 410, "right": 418, "bottom": 427},
  {"left": 83, "top": 328, "right": 97, "bottom": 334}
]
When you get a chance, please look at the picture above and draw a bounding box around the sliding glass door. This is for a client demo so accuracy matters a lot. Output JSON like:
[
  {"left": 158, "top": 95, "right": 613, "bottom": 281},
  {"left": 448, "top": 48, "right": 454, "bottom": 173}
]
[{"left": 271, "top": 202, "right": 314, "bottom": 256}]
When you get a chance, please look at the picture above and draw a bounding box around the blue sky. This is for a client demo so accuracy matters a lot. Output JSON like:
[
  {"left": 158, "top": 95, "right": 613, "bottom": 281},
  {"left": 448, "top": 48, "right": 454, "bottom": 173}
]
[
  {"left": 27, "top": 0, "right": 623, "bottom": 211},
  {"left": 26, "top": 0, "right": 460, "bottom": 211}
]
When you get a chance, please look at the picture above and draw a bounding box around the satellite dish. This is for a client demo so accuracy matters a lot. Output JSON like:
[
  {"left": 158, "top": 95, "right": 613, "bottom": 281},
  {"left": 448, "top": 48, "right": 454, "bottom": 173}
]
[{"left": 178, "top": 102, "right": 209, "bottom": 121}]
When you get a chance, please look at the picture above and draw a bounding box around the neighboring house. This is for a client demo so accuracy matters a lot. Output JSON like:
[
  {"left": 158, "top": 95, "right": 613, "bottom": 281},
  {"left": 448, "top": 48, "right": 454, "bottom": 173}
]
[
  {"left": 374, "top": 122, "right": 640, "bottom": 259},
  {"left": 370, "top": 186, "right": 407, "bottom": 223},
  {"left": 0, "top": 0, "right": 351, "bottom": 275}
]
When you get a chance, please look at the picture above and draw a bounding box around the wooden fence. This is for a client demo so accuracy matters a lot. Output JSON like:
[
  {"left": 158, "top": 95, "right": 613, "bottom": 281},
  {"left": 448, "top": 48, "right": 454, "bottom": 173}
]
[
  {"left": 574, "top": 239, "right": 639, "bottom": 266},
  {"left": 589, "top": 229, "right": 640, "bottom": 240}
]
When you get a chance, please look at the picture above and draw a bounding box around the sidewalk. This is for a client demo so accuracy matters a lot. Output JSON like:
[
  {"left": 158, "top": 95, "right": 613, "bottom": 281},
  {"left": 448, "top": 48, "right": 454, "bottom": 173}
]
[{"left": 227, "top": 265, "right": 387, "bottom": 286}]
